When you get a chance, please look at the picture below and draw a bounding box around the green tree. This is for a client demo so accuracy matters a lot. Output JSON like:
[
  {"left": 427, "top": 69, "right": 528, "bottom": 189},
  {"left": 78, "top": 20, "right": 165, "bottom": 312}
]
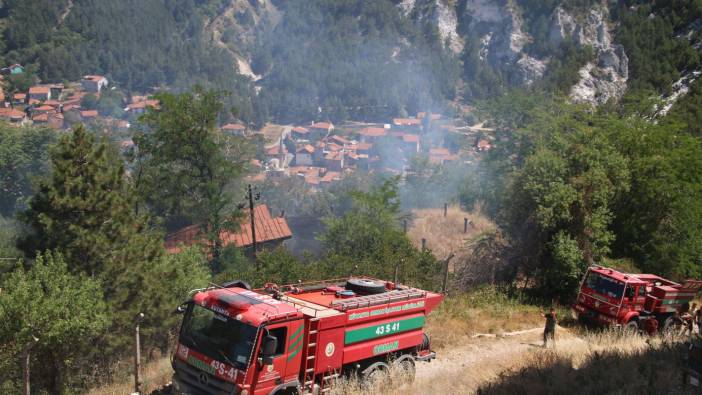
[
  {"left": 133, "top": 88, "right": 249, "bottom": 259},
  {"left": 16, "top": 125, "right": 186, "bottom": 354},
  {"left": 19, "top": 125, "right": 161, "bottom": 276},
  {"left": 321, "top": 179, "right": 441, "bottom": 288},
  {"left": 0, "top": 251, "right": 108, "bottom": 394},
  {"left": 0, "top": 123, "right": 56, "bottom": 216},
  {"left": 609, "top": 118, "right": 702, "bottom": 278}
]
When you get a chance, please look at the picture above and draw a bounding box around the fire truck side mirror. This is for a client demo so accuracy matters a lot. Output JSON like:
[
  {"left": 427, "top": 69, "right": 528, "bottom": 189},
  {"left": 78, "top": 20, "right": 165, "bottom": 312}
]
[{"left": 262, "top": 335, "right": 277, "bottom": 365}]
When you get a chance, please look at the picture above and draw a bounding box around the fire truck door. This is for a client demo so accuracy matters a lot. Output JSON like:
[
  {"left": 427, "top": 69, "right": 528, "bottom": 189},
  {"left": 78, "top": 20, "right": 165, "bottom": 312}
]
[
  {"left": 252, "top": 323, "right": 289, "bottom": 395},
  {"left": 633, "top": 285, "right": 646, "bottom": 310}
]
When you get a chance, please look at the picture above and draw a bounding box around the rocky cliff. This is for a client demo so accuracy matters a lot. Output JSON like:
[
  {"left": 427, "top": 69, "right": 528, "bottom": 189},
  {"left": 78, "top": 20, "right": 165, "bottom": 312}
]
[{"left": 400, "top": 0, "right": 629, "bottom": 105}]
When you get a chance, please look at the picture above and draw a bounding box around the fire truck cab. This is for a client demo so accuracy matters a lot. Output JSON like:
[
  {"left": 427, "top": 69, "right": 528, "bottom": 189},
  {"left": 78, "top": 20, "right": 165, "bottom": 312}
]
[
  {"left": 171, "top": 278, "right": 442, "bottom": 395},
  {"left": 573, "top": 266, "right": 702, "bottom": 332}
]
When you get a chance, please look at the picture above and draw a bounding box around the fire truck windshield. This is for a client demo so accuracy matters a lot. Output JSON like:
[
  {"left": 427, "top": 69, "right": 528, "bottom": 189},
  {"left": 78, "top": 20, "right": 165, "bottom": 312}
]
[
  {"left": 584, "top": 271, "right": 625, "bottom": 299},
  {"left": 180, "top": 304, "right": 258, "bottom": 370}
]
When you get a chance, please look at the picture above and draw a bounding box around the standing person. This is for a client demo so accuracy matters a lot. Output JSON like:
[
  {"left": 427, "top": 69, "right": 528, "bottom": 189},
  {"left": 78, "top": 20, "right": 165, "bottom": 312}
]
[
  {"left": 682, "top": 303, "right": 695, "bottom": 338},
  {"left": 542, "top": 307, "right": 557, "bottom": 348},
  {"left": 696, "top": 305, "right": 702, "bottom": 336}
]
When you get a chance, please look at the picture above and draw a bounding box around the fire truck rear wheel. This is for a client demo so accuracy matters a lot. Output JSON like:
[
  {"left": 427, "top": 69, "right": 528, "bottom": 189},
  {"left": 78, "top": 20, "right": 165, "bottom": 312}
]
[
  {"left": 392, "top": 356, "right": 416, "bottom": 383},
  {"left": 361, "top": 361, "right": 390, "bottom": 386}
]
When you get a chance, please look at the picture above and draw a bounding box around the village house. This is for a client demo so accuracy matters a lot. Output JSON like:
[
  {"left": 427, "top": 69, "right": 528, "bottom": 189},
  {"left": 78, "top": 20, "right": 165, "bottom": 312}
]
[
  {"left": 358, "top": 126, "right": 387, "bottom": 143},
  {"left": 81, "top": 75, "right": 108, "bottom": 93},
  {"left": 429, "top": 147, "right": 459, "bottom": 165},
  {"left": 291, "top": 126, "right": 310, "bottom": 140},
  {"left": 164, "top": 204, "right": 292, "bottom": 257},
  {"left": 221, "top": 123, "right": 247, "bottom": 136},
  {"left": 126, "top": 99, "right": 159, "bottom": 115},
  {"left": 0, "top": 108, "right": 27, "bottom": 125},
  {"left": 309, "top": 121, "right": 334, "bottom": 140},
  {"left": 393, "top": 118, "right": 423, "bottom": 132},
  {"left": 476, "top": 139, "right": 492, "bottom": 152},
  {"left": 28, "top": 86, "right": 51, "bottom": 102},
  {"left": 295, "top": 144, "right": 315, "bottom": 166},
  {"left": 401, "top": 133, "right": 421, "bottom": 153},
  {"left": 324, "top": 150, "right": 344, "bottom": 172},
  {"left": 80, "top": 110, "right": 98, "bottom": 122}
]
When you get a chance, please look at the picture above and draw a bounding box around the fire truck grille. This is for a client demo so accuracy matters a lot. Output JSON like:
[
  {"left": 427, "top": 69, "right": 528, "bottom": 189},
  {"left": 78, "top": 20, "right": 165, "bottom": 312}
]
[{"left": 173, "top": 359, "right": 236, "bottom": 395}]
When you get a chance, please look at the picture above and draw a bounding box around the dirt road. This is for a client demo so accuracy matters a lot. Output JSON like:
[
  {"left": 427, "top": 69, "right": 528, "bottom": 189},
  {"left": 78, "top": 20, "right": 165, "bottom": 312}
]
[{"left": 392, "top": 326, "right": 586, "bottom": 394}]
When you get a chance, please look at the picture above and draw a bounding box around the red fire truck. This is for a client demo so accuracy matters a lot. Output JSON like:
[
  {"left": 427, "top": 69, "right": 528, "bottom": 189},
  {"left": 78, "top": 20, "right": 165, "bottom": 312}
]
[
  {"left": 573, "top": 266, "right": 702, "bottom": 333},
  {"left": 171, "top": 278, "right": 443, "bottom": 395}
]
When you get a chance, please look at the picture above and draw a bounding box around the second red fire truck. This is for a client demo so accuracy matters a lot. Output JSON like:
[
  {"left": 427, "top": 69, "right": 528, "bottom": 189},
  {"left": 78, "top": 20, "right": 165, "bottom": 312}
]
[{"left": 573, "top": 266, "right": 702, "bottom": 333}]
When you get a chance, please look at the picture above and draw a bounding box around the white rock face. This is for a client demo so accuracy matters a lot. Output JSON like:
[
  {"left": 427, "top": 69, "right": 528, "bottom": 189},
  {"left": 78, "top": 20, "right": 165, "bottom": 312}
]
[
  {"left": 551, "top": 7, "right": 629, "bottom": 105},
  {"left": 516, "top": 55, "right": 548, "bottom": 85},
  {"left": 398, "top": 0, "right": 463, "bottom": 53}
]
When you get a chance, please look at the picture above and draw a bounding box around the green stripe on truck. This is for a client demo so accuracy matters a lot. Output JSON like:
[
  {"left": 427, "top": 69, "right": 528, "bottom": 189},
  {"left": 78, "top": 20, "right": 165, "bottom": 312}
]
[{"left": 344, "top": 316, "right": 425, "bottom": 345}]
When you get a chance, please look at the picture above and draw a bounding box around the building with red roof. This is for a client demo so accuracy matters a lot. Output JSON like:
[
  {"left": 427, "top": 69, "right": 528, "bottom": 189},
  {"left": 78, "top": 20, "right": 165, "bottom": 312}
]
[
  {"left": 358, "top": 127, "right": 387, "bottom": 142},
  {"left": 81, "top": 75, "right": 108, "bottom": 93},
  {"left": 222, "top": 123, "right": 247, "bottom": 136},
  {"left": 28, "top": 86, "right": 51, "bottom": 101},
  {"left": 0, "top": 108, "right": 27, "bottom": 124},
  {"left": 164, "top": 204, "right": 292, "bottom": 255},
  {"left": 80, "top": 110, "right": 98, "bottom": 120},
  {"left": 292, "top": 126, "right": 309, "bottom": 140},
  {"left": 393, "top": 118, "right": 421, "bottom": 127}
]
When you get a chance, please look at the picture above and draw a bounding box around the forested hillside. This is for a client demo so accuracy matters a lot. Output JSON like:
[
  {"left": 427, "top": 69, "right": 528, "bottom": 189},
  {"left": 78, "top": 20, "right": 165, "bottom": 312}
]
[{"left": 3, "top": 1, "right": 702, "bottom": 123}]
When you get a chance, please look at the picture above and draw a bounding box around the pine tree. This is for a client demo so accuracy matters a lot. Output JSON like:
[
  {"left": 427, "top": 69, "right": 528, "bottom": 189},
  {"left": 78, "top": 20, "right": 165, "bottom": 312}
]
[{"left": 19, "top": 125, "right": 162, "bottom": 277}]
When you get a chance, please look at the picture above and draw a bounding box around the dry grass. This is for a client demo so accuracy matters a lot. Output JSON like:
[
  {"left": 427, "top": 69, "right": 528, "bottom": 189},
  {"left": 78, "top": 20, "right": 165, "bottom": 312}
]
[
  {"left": 333, "top": 329, "right": 692, "bottom": 395},
  {"left": 258, "top": 123, "right": 286, "bottom": 146},
  {"left": 407, "top": 204, "right": 495, "bottom": 265},
  {"left": 86, "top": 355, "right": 172, "bottom": 395},
  {"left": 425, "top": 288, "right": 545, "bottom": 348}
]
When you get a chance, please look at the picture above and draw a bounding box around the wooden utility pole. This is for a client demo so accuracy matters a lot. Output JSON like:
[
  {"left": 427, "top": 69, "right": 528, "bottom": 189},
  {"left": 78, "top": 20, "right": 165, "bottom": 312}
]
[
  {"left": 443, "top": 203, "right": 447, "bottom": 217},
  {"left": 247, "top": 184, "right": 260, "bottom": 266},
  {"left": 22, "top": 335, "right": 38, "bottom": 395},
  {"left": 464, "top": 218, "right": 468, "bottom": 233},
  {"left": 134, "top": 313, "right": 145, "bottom": 395},
  {"left": 442, "top": 253, "right": 455, "bottom": 293}
]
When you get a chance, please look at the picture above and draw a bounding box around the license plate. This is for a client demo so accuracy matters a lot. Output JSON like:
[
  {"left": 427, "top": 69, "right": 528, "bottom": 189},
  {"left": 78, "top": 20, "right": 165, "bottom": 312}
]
[{"left": 690, "top": 375, "right": 699, "bottom": 386}]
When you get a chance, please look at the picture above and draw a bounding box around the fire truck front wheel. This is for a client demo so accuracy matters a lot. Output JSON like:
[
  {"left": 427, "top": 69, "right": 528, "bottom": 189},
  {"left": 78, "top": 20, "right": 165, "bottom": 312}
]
[{"left": 624, "top": 319, "right": 639, "bottom": 335}]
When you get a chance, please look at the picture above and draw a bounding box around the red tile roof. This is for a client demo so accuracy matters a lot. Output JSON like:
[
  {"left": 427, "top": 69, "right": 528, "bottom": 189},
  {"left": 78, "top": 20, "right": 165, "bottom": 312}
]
[
  {"left": 32, "top": 113, "right": 49, "bottom": 122},
  {"left": 28, "top": 86, "right": 50, "bottom": 95},
  {"left": 292, "top": 126, "right": 309, "bottom": 134},
  {"left": 393, "top": 118, "right": 421, "bottom": 126},
  {"left": 297, "top": 144, "right": 315, "bottom": 154},
  {"left": 329, "top": 135, "right": 350, "bottom": 145},
  {"left": 310, "top": 122, "right": 333, "bottom": 130},
  {"left": 80, "top": 110, "right": 98, "bottom": 118},
  {"left": 0, "top": 108, "right": 26, "bottom": 120},
  {"left": 13, "top": 93, "right": 26, "bottom": 100},
  {"left": 359, "top": 127, "right": 387, "bottom": 138},
  {"left": 417, "top": 112, "right": 442, "bottom": 120},
  {"left": 222, "top": 123, "right": 246, "bottom": 130},
  {"left": 320, "top": 171, "right": 341, "bottom": 183},
  {"left": 83, "top": 75, "right": 106, "bottom": 82},
  {"left": 164, "top": 204, "right": 292, "bottom": 253},
  {"left": 402, "top": 134, "right": 420, "bottom": 143},
  {"left": 429, "top": 148, "right": 451, "bottom": 157},
  {"left": 355, "top": 142, "right": 373, "bottom": 151},
  {"left": 34, "top": 105, "right": 55, "bottom": 112}
]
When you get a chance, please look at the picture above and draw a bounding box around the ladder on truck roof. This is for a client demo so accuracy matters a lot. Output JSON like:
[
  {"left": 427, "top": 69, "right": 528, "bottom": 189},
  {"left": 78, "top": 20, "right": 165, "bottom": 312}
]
[{"left": 330, "top": 288, "right": 427, "bottom": 311}]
